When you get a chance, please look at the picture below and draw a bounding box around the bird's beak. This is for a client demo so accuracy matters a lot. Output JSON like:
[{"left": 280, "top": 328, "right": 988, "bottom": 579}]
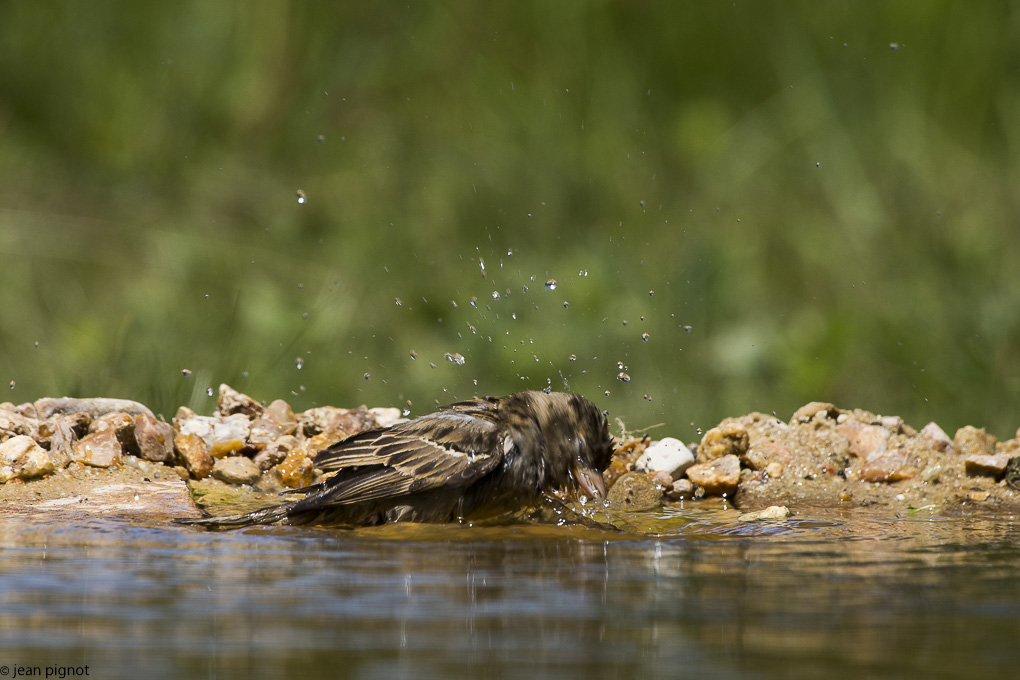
[{"left": 572, "top": 460, "right": 607, "bottom": 501}]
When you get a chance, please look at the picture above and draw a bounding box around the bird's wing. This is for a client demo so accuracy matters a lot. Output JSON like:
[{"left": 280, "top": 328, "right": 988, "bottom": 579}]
[{"left": 309, "top": 408, "right": 507, "bottom": 505}]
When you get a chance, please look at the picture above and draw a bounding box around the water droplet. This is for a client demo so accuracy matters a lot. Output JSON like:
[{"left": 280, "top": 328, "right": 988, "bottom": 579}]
[
  {"left": 563, "top": 301, "right": 569, "bottom": 308},
  {"left": 617, "top": 361, "right": 626, "bottom": 370},
  {"left": 409, "top": 350, "right": 418, "bottom": 360},
  {"left": 642, "top": 332, "right": 650, "bottom": 342},
  {"left": 648, "top": 290, "right": 654, "bottom": 296},
  {"left": 34, "top": 341, "right": 39, "bottom": 348},
  {"left": 363, "top": 372, "right": 371, "bottom": 380},
  {"left": 429, "top": 362, "right": 436, "bottom": 369},
  {"left": 545, "top": 279, "right": 557, "bottom": 290},
  {"left": 444, "top": 352, "right": 466, "bottom": 365},
  {"left": 296, "top": 357, "right": 303, "bottom": 369},
  {"left": 568, "top": 354, "right": 577, "bottom": 361},
  {"left": 296, "top": 189, "right": 307, "bottom": 204},
  {"left": 451, "top": 300, "right": 458, "bottom": 309},
  {"left": 8, "top": 380, "right": 14, "bottom": 389},
  {"left": 467, "top": 324, "right": 477, "bottom": 335},
  {"left": 604, "top": 390, "right": 611, "bottom": 396},
  {"left": 643, "top": 394, "right": 653, "bottom": 401},
  {"left": 491, "top": 291, "right": 501, "bottom": 300},
  {"left": 622, "top": 320, "right": 628, "bottom": 326},
  {"left": 402, "top": 409, "right": 411, "bottom": 417},
  {"left": 469, "top": 296, "right": 478, "bottom": 308},
  {"left": 511, "top": 313, "right": 517, "bottom": 320},
  {"left": 317, "top": 134, "right": 325, "bottom": 143},
  {"left": 683, "top": 325, "right": 693, "bottom": 332},
  {"left": 181, "top": 369, "right": 192, "bottom": 377},
  {"left": 302, "top": 312, "right": 310, "bottom": 320},
  {"left": 479, "top": 257, "right": 486, "bottom": 277},
  {"left": 206, "top": 388, "right": 214, "bottom": 397},
  {"left": 395, "top": 298, "right": 403, "bottom": 306},
  {"left": 579, "top": 270, "right": 588, "bottom": 277},
  {"left": 522, "top": 285, "right": 529, "bottom": 293}
]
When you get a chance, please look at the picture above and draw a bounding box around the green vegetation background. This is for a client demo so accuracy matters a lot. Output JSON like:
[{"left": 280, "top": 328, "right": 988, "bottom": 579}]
[{"left": 1, "top": 2, "right": 1018, "bottom": 441}]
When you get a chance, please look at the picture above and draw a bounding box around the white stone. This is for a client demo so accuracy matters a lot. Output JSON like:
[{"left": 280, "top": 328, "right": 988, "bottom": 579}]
[{"left": 634, "top": 437, "right": 695, "bottom": 480}]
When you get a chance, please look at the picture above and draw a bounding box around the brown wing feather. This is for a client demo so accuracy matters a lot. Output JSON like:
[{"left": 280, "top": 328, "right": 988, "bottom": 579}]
[{"left": 306, "top": 408, "right": 506, "bottom": 506}]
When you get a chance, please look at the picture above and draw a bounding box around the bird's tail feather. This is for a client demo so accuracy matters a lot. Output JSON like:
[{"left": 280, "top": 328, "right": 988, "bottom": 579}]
[{"left": 174, "top": 502, "right": 294, "bottom": 530}]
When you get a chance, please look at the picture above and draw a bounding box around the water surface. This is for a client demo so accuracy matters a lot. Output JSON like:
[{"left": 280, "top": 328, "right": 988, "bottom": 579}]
[{"left": 1, "top": 505, "right": 1017, "bottom": 679}]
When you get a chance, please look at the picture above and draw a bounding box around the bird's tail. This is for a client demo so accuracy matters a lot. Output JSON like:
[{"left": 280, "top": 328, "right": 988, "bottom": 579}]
[{"left": 174, "top": 502, "right": 294, "bottom": 530}]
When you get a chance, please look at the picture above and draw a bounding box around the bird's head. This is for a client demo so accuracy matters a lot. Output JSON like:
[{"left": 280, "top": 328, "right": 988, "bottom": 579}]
[{"left": 499, "top": 391, "right": 615, "bottom": 502}]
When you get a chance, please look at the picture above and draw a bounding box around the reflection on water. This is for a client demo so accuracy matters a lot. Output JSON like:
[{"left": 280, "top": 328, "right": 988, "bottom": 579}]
[{"left": 0, "top": 507, "right": 1018, "bottom": 679}]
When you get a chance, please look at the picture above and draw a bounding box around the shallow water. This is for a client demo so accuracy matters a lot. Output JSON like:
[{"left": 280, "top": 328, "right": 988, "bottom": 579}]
[{"left": 1, "top": 505, "right": 1018, "bottom": 679}]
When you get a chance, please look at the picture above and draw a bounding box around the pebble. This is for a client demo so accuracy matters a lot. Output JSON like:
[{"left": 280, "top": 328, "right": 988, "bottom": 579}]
[
  {"left": 134, "top": 413, "right": 176, "bottom": 463},
  {"left": 217, "top": 384, "right": 265, "bottom": 419},
  {"left": 737, "top": 505, "right": 791, "bottom": 522},
  {"left": 836, "top": 419, "right": 889, "bottom": 459},
  {"left": 665, "top": 478, "right": 694, "bottom": 500},
  {"left": 919, "top": 422, "right": 954, "bottom": 452},
  {"left": 174, "top": 432, "right": 213, "bottom": 479},
  {"left": 685, "top": 454, "right": 741, "bottom": 496},
  {"left": 73, "top": 430, "right": 123, "bottom": 468},
  {"left": 634, "top": 437, "right": 694, "bottom": 480},
  {"left": 176, "top": 413, "right": 250, "bottom": 458},
  {"left": 0, "top": 435, "right": 54, "bottom": 482},
  {"left": 212, "top": 456, "right": 261, "bottom": 485},
  {"left": 964, "top": 453, "right": 1011, "bottom": 480},
  {"left": 34, "top": 397, "right": 153, "bottom": 420},
  {"left": 272, "top": 449, "right": 317, "bottom": 488},
  {"left": 954, "top": 426, "right": 997, "bottom": 456},
  {"left": 606, "top": 472, "right": 662, "bottom": 511},
  {"left": 697, "top": 421, "right": 749, "bottom": 462}
]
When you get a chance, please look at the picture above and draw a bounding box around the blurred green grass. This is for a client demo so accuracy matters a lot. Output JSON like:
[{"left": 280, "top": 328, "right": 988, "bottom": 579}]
[{"left": 1, "top": 2, "right": 1018, "bottom": 440}]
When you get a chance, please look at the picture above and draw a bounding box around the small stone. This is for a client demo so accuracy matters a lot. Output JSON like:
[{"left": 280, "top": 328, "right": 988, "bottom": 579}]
[
  {"left": 212, "top": 456, "right": 261, "bottom": 485},
  {"left": 859, "top": 447, "right": 915, "bottom": 482},
  {"left": 836, "top": 419, "right": 889, "bottom": 459},
  {"left": 649, "top": 470, "right": 673, "bottom": 487},
  {"left": 968, "top": 490, "right": 990, "bottom": 502},
  {"left": 764, "top": 461, "right": 784, "bottom": 478},
  {"left": 879, "top": 415, "right": 904, "bottom": 433},
  {"left": 0, "top": 407, "right": 40, "bottom": 440},
  {"left": 790, "top": 402, "right": 840, "bottom": 424},
  {"left": 263, "top": 399, "right": 297, "bottom": 432},
  {"left": 685, "top": 454, "right": 741, "bottom": 496},
  {"left": 217, "top": 384, "right": 264, "bottom": 419},
  {"left": 369, "top": 407, "right": 404, "bottom": 429},
  {"left": 90, "top": 412, "right": 138, "bottom": 450},
  {"left": 34, "top": 397, "right": 153, "bottom": 420},
  {"left": 0, "top": 435, "right": 54, "bottom": 482},
  {"left": 742, "top": 441, "right": 793, "bottom": 470},
  {"left": 737, "top": 505, "right": 791, "bottom": 522},
  {"left": 964, "top": 453, "right": 1011, "bottom": 480},
  {"left": 606, "top": 471, "right": 662, "bottom": 511},
  {"left": 954, "top": 426, "right": 996, "bottom": 456},
  {"left": 175, "top": 432, "right": 213, "bottom": 479},
  {"left": 634, "top": 437, "right": 694, "bottom": 480},
  {"left": 272, "top": 448, "right": 317, "bottom": 488},
  {"left": 176, "top": 413, "right": 250, "bottom": 458},
  {"left": 253, "top": 435, "right": 300, "bottom": 471},
  {"left": 919, "top": 422, "right": 954, "bottom": 452},
  {"left": 697, "top": 421, "right": 749, "bottom": 462},
  {"left": 134, "top": 413, "right": 176, "bottom": 463},
  {"left": 73, "top": 430, "right": 123, "bottom": 468},
  {"left": 248, "top": 417, "right": 291, "bottom": 450},
  {"left": 298, "top": 405, "right": 377, "bottom": 438},
  {"left": 664, "top": 478, "right": 694, "bottom": 500},
  {"left": 42, "top": 415, "right": 78, "bottom": 469}
]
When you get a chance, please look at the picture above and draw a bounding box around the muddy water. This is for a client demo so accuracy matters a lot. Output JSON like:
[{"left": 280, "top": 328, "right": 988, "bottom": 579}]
[{"left": 0, "top": 504, "right": 1017, "bottom": 679}]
